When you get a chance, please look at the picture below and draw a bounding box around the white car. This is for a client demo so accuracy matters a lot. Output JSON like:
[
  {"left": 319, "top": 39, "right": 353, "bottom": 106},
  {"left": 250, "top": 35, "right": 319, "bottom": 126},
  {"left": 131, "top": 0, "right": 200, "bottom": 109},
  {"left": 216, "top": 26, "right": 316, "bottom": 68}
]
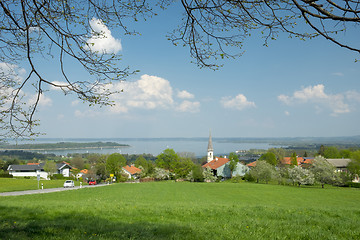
[{"left": 63, "top": 180, "right": 75, "bottom": 188}]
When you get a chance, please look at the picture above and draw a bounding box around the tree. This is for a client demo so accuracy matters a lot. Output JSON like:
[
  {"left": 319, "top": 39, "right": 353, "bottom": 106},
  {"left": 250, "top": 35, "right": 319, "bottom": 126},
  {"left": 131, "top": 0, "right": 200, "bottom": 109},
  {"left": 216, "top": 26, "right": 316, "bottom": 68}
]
[
  {"left": 290, "top": 152, "right": 298, "bottom": 166},
  {"left": 173, "top": 0, "right": 360, "bottom": 69},
  {"left": 288, "top": 166, "right": 314, "bottom": 187},
  {"left": 173, "top": 158, "right": 194, "bottom": 179},
  {"left": 348, "top": 150, "right": 360, "bottom": 178},
  {"left": 203, "top": 167, "right": 217, "bottom": 182},
  {"left": 1, "top": 1, "right": 358, "bottom": 138},
  {"left": 186, "top": 165, "right": 204, "bottom": 182},
  {"left": 268, "top": 148, "right": 285, "bottom": 163},
  {"left": 155, "top": 149, "right": 179, "bottom": 171},
  {"left": 70, "top": 156, "right": 84, "bottom": 170},
  {"left": 318, "top": 145, "right": 325, "bottom": 156},
  {"left": 323, "top": 146, "right": 340, "bottom": 158},
  {"left": 0, "top": 0, "right": 145, "bottom": 138},
  {"left": 228, "top": 152, "right": 239, "bottom": 177},
  {"left": 106, "top": 153, "right": 126, "bottom": 175},
  {"left": 134, "top": 155, "right": 148, "bottom": 169},
  {"left": 258, "top": 152, "right": 277, "bottom": 166},
  {"left": 249, "top": 161, "right": 276, "bottom": 184},
  {"left": 311, "top": 156, "right": 338, "bottom": 188},
  {"left": 43, "top": 160, "right": 57, "bottom": 178}
]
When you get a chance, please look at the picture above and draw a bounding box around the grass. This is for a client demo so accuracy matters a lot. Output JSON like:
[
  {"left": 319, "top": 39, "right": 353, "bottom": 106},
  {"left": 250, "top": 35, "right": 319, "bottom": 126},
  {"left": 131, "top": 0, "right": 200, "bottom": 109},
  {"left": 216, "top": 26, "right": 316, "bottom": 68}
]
[
  {"left": 0, "top": 178, "right": 80, "bottom": 192},
  {"left": 0, "top": 181, "right": 359, "bottom": 239}
]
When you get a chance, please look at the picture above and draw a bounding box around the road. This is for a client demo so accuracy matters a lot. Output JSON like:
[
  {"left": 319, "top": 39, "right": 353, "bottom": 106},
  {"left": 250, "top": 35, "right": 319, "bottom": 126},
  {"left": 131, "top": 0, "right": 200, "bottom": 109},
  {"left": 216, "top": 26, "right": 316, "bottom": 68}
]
[{"left": 0, "top": 184, "right": 109, "bottom": 197}]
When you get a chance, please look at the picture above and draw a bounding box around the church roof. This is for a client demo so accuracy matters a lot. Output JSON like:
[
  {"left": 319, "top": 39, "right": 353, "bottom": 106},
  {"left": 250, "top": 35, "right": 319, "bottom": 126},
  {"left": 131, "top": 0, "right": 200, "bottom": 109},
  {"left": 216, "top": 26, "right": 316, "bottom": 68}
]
[{"left": 202, "top": 157, "right": 229, "bottom": 170}]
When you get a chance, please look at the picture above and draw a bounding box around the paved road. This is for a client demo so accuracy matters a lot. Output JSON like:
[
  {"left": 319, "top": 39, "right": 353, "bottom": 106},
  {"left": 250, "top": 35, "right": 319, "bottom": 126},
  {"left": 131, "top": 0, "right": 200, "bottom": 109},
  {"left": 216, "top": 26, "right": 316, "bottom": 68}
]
[{"left": 0, "top": 184, "right": 109, "bottom": 197}]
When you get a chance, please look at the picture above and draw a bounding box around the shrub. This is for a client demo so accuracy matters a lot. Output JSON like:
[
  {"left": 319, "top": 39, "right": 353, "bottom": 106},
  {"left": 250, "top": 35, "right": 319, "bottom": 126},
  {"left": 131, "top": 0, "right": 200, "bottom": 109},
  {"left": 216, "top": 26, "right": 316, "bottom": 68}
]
[
  {"left": 140, "top": 177, "right": 154, "bottom": 182},
  {"left": 51, "top": 174, "right": 66, "bottom": 180},
  {"left": 344, "top": 182, "right": 360, "bottom": 188},
  {"left": 243, "top": 172, "right": 256, "bottom": 182},
  {"left": 229, "top": 176, "right": 243, "bottom": 183},
  {"left": 0, "top": 173, "right": 13, "bottom": 178}
]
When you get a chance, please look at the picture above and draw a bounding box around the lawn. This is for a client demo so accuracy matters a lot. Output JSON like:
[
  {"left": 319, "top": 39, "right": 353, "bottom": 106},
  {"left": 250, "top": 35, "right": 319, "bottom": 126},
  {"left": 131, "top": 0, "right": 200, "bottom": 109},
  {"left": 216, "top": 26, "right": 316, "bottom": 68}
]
[
  {"left": 0, "top": 181, "right": 359, "bottom": 239},
  {"left": 0, "top": 178, "right": 80, "bottom": 192}
]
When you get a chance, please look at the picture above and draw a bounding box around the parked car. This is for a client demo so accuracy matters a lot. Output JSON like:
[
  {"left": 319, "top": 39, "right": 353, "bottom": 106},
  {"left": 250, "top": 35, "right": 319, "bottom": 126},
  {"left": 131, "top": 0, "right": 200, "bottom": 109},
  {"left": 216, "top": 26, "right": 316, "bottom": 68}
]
[
  {"left": 88, "top": 180, "right": 97, "bottom": 185},
  {"left": 63, "top": 180, "right": 75, "bottom": 188}
]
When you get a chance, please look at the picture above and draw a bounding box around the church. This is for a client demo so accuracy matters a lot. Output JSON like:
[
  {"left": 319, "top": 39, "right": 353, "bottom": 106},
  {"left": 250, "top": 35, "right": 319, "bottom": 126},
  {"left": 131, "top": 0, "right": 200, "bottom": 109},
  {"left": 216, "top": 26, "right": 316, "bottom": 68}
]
[{"left": 202, "top": 132, "right": 249, "bottom": 179}]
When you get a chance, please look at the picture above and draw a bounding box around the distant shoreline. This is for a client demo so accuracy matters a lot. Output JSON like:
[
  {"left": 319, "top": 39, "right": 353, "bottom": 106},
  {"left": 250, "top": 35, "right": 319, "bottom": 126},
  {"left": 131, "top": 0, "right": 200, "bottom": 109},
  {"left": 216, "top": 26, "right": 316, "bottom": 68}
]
[
  {"left": 0, "top": 142, "right": 130, "bottom": 151},
  {"left": 0, "top": 146, "right": 130, "bottom": 151}
]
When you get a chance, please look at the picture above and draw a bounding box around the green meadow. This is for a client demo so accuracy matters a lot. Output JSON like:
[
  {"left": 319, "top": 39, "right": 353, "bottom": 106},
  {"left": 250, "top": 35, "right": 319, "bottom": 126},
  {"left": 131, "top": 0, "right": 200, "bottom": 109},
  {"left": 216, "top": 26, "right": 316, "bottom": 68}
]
[
  {"left": 1, "top": 181, "right": 359, "bottom": 239},
  {"left": 0, "top": 178, "right": 79, "bottom": 192}
]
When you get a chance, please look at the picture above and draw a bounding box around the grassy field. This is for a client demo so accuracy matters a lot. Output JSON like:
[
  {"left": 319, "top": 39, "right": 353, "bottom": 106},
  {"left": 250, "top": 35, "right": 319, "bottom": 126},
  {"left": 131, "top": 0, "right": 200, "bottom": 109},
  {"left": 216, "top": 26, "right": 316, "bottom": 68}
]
[
  {"left": 0, "top": 178, "right": 80, "bottom": 192},
  {"left": 0, "top": 181, "right": 359, "bottom": 239}
]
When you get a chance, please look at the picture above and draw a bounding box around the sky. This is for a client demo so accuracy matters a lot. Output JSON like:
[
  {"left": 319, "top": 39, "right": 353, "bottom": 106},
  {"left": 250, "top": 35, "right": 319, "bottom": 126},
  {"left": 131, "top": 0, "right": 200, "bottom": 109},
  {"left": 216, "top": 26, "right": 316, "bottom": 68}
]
[{"left": 4, "top": 3, "right": 360, "bottom": 139}]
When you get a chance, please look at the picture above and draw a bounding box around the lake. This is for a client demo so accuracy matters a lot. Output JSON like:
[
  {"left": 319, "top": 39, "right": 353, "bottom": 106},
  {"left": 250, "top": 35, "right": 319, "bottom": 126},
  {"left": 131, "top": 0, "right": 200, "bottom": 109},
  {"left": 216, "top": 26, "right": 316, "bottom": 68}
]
[{"left": 19, "top": 138, "right": 280, "bottom": 157}]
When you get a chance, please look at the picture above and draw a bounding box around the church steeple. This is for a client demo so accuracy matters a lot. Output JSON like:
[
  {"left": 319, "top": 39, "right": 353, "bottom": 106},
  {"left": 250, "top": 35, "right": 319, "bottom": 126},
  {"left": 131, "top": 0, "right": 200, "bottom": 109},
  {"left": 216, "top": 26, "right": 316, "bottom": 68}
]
[{"left": 207, "top": 131, "right": 214, "bottom": 162}]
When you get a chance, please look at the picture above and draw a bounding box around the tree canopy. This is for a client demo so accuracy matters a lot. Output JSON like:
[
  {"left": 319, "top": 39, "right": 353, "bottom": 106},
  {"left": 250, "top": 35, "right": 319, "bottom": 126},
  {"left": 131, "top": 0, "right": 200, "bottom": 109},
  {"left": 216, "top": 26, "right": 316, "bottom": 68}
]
[{"left": 1, "top": 0, "right": 358, "bottom": 138}]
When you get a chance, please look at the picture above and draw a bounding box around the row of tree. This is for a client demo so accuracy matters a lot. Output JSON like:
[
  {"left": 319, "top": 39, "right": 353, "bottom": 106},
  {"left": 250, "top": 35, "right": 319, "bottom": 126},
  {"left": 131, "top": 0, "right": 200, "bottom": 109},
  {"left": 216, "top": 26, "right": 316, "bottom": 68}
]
[{"left": 246, "top": 156, "right": 357, "bottom": 188}]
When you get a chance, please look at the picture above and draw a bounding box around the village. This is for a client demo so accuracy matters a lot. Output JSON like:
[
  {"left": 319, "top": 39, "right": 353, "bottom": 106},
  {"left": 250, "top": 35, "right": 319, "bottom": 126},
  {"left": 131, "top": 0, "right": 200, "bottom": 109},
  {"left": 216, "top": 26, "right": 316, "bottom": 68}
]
[{"left": 4, "top": 133, "right": 360, "bottom": 188}]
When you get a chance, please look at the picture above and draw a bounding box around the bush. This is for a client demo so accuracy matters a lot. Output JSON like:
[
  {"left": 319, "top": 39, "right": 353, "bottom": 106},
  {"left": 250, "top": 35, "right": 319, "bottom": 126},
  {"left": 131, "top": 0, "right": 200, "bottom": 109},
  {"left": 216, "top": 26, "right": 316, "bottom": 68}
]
[
  {"left": 229, "top": 176, "right": 243, "bottom": 183},
  {"left": 24, "top": 176, "right": 30, "bottom": 179},
  {"left": 140, "top": 177, "right": 154, "bottom": 182},
  {"left": 116, "top": 173, "right": 128, "bottom": 182},
  {"left": 0, "top": 173, "right": 13, "bottom": 178},
  {"left": 243, "top": 172, "right": 256, "bottom": 182},
  {"left": 50, "top": 174, "right": 66, "bottom": 180},
  {"left": 344, "top": 182, "right": 360, "bottom": 188}
]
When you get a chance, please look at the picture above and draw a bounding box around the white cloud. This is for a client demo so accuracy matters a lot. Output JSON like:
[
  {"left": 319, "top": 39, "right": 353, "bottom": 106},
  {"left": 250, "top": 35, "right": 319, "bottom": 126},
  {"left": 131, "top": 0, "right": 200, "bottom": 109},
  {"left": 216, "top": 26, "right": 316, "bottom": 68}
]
[
  {"left": 278, "top": 84, "right": 350, "bottom": 116},
  {"left": 285, "top": 111, "right": 290, "bottom": 116},
  {"left": 71, "top": 100, "right": 80, "bottom": 106},
  {"left": 177, "top": 90, "right": 194, "bottom": 99},
  {"left": 221, "top": 94, "right": 256, "bottom": 110},
  {"left": 104, "top": 74, "right": 174, "bottom": 113},
  {"left": 176, "top": 100, "right": 200, "bottom": 113},
  {"left": 28, "top": 93, "right": 52, "bottom": 107},
  {"left": 74, "top": 74, "right": 201, "bottom": 116},
  {"left": 332, "top": 72, "right": 344, "bottom": 77},
  {"left": 74, "top": 109, "right": 101, "bottom": 118},
  {"left": 346, "top": 90, "right": 360, "bottom": 102},
  {"left": 0, "top": 62, "right": 26, "bottom": 84},
  {"left": 85, "top": 18, "right": 122, "bottom": 54}
]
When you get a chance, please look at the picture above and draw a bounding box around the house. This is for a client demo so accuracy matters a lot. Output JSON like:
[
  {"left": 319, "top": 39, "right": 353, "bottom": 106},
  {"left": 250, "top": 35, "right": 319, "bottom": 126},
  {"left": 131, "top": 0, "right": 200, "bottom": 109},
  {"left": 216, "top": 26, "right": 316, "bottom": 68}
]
[
  {"left": 202, "top": 157, "right": 249, "bottom": 178},
  {"left": 247, "top": 161, "right": 257, "bottom": 168},
  {"left": 7, "top": 161, "right": 72, "bottom": 179},
  {"left": 325, "top": 159, "right": 351, "bottom": 173},
  {"left": 56, "top": 162, "right": 72, "bottom": 177},
  {"left": 122, "top": 165, "right": 142, "bottom": 179},
  {"left": 280, "top": 157, "right": 303, "bottom": 166},
  {"left": 202, "top": 133, "right": 249, "bottom": 178},
  {"left": 76, "top": 169, "right": 89, "bottom": 179}
]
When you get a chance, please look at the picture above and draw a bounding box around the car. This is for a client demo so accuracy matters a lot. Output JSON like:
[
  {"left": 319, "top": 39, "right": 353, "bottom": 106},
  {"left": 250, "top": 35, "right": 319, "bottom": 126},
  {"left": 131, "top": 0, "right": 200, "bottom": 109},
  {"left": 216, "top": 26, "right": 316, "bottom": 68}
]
[
  {"left": 63, "top": 180, "right": 75, "bottom": 188},
  {"left": 88, "top": 180, "right": 97, "bottom": 185}
]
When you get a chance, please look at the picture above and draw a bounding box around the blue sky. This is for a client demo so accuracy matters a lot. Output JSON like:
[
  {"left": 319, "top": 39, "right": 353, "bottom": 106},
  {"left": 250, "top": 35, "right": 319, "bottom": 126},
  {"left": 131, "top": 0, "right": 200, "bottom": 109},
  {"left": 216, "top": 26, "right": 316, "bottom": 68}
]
[{"left": 8, "top": 4, "right": 360, "bottom": 139}]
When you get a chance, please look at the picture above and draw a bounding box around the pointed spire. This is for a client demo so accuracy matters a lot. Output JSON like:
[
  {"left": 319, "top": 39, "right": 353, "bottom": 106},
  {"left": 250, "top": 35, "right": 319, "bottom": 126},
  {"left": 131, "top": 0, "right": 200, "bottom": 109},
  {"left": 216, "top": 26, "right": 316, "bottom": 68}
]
[
  {"left": 207, "top": 130, "right": 214, "bottom": 162},
  {"left": 207, "top": 130, "right": 213, "bottom": 151}
]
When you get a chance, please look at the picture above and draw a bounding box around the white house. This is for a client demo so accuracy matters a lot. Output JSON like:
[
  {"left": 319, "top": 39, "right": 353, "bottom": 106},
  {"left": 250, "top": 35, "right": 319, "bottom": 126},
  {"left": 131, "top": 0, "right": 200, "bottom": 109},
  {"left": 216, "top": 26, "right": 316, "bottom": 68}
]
[
  {"left": 7, "top": 162, "right": 72, "bottom": 179},
  {"left": 122, "top": 165, "right": 142, "bottom": 179}
]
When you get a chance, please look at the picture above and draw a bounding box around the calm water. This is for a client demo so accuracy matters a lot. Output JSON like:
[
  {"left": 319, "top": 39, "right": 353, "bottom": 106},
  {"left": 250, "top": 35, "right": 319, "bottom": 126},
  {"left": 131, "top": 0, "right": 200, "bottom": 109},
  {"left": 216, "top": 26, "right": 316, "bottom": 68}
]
[{"left": 17, "top": 138, "right": 279, "bottom": 157}]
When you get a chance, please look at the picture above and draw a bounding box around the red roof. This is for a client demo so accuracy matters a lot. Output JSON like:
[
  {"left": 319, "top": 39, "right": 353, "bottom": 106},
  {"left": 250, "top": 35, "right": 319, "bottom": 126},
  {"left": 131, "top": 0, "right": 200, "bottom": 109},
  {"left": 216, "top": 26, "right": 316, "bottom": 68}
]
[
  {"left": 202, "top": 157, "right": 229, "bottom": 169},
  {"left": 247, "top": 161, "right": 257, "bottom": 167},
  {"left": 123, "top": 165, "right": 142, "bottom": 175},
  {"left": 281, "top": 157, "right": 304, "bottom": 165},
  {"left": 80, "top": 169, "right": 89, "bottom": 174}
]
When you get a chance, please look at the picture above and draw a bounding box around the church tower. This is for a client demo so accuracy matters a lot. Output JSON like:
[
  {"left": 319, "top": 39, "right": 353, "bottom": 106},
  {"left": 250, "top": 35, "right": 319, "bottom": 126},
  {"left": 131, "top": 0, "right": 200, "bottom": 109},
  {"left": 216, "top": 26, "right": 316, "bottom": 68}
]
[{"left": 207, "top": 131, "right": 214, "bottom": 162}]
